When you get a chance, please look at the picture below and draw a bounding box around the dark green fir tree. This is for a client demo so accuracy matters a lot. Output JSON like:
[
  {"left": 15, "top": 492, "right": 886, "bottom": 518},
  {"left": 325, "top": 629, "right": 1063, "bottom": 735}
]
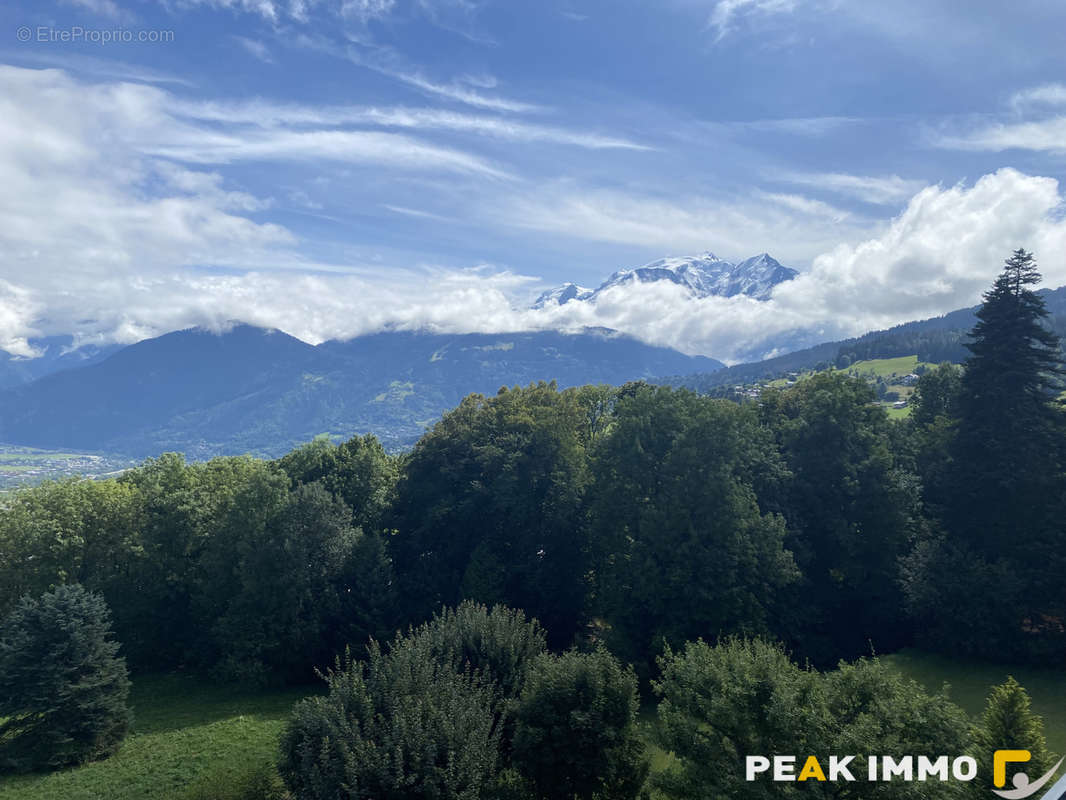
[
  {"left": 910, "top": 249, "right": 1066, "bottom": 661},
  {"left": 0, "top": 584, "right": 132, "bottom": 773}
]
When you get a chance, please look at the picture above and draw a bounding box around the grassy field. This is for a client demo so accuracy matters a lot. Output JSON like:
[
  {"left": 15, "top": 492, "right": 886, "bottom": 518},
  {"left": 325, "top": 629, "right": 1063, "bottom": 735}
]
[
  {"left": 0, "top": 674, "right": 311, "bottom": 800},
  {"left": 6, "top": 650, "right": 1063, "bottom": 798},
  {"left": 885, "top": 404, "right": 912, "bottom": 419},
  {"left": 884, "top": 649, "right": 1066, "bottom": 754},
  {"left": 846, "top": 355, "right": 923, "bottom": 378},
  {"left": 759, "top": 356, "right": 928, "bottom": 419}
]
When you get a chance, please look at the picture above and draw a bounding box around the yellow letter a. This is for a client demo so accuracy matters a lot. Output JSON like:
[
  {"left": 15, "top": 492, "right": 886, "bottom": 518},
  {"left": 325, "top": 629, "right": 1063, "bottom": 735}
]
[{"left": 798, "top": 756, "right": 827, "bottom": 782}]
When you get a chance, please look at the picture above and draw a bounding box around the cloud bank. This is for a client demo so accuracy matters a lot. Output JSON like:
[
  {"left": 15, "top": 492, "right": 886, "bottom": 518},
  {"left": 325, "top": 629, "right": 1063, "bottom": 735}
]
[{"left": 2, "top": 65, "right": 1066, "bottom": 365}]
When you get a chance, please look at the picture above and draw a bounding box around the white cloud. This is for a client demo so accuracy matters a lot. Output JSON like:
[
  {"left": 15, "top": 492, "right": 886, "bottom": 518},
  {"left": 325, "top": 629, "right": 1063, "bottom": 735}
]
[
  {"left": 170, "top": 0, "right": 281, "bottom": 21},
  {"left": 341, "top": 0, "right": 397, "bottom": 24},
  {"left": 175, "top": 0, "right": 281, "bottom": 22},
  {"left": 3, "top": 51, "right": 194, "bottom": 85},
  {"left": 490, "top": 181, "right": 868, "bottom": 263},
  {"left": 290, "top": 34, "right": 544, "bottom": 113},
  {"left": 173, "top": 100, "right": 647, "bottom": 149},
  {"left": 363, "top": 64, "right": 544, "bottom": 113},
  {"left": 700, "top": 116, "right": 861, "bottom": 138},
  {"left": 774, "top": 171, "right": 927, "bottom": 205},
  {"left": 3, "top": 67, "right": 1066, "bottom": 367},
  {"left": 63, "top": 0, "right": 127, "bottom": 18},
  {"left": 757, "top": 190, "right": 849, "bottom": 221},
  {"left": 383, "top": 204, "right": 454, "bottom": 221},
  {"left": 708, "top": 0, "right": 797, "bottom": 42},
  {"left": 938, "top": 116, "right": 1066, "bottom": 154},
  {"left": 0, "top": 67, "right": 512, "bottom": 178},
  {"left": 0, "top": 280, "right": 42, "bottom": 357},
  {"left": 935, "top": 83, "right": 1066, "bottom": 154},
  {"left": 1011, "top": 83, "right": 1066, "bottom": 109},
  {"left": 147, "top": 129, "right": 513, "bottom": 177},
  {"left": 771, "top": 168, "right": 1066, "bottom": 332},
  {"left": 507, "top": 169, "right": 1066, "bottom": 361},
  {"left": 233, "top": 36, "right": 274, "bottom": 63}
]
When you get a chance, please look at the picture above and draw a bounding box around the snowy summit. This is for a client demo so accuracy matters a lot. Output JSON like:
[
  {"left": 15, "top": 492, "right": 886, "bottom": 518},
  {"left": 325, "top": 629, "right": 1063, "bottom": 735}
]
[{"left": 533, "top": 251, "right": 798, "bottom": 308}]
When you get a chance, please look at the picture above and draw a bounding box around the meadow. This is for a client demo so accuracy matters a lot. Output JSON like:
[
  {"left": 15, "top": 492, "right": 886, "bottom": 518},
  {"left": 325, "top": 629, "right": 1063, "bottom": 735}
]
[
  {"left": 5, "top": 650, "right": 1064, "bottom": 800},
  {"left": 0, "top": 675, "right": 309, "bottom": 800}
]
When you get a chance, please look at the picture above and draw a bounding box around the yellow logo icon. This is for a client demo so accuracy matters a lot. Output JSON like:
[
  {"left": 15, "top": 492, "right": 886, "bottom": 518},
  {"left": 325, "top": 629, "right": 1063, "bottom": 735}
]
[{"left": 992, "top": 749, "right": 1066, "bottom": 799}]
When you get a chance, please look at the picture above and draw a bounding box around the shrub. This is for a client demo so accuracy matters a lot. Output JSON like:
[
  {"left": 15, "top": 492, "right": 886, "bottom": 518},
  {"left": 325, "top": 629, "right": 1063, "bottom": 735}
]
[
  {"left": 388, "top": 600, "right": 548, "bottom": 701},
  {"left": 279, "top": 646, "right": 500, "bottom": 800},
  {"left": 0, "top": 584, "right": 132, "bottom": 773},
  {"left": 512, "top": 649, "right": 648, "bottom": 800},
  {"left": 653, "top": 638, "right": 971, "bottom": 800},
  {"left": 278, "top": 602, "right": 549, "bottom": 799},
  {"left": 970, "top": 677, "right": 1055, "bottom": 798}
]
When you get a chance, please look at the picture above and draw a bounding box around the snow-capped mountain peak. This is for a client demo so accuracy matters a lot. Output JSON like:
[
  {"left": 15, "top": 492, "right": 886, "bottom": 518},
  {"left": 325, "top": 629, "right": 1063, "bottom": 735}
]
[
  {"left": 531, "top": 250, "right": 798, "bottom": 309},
  {"left": 532, "top": 282, "right": 594, "bottom": 309}
]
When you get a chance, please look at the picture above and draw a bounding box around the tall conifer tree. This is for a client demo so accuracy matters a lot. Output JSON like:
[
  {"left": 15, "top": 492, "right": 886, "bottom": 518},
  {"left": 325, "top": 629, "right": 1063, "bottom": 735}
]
[{"left": 935, "top": 249, "right": 1066, "bottom": 658}]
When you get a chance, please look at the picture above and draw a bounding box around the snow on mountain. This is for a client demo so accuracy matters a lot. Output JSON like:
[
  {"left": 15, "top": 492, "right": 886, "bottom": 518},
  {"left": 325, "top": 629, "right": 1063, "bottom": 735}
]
[
  {"left": 532, "top": 251, "right": 798, "bottom": 309},
  {"left": 532, "top": 282, "right": 594, "bottom": 309}
]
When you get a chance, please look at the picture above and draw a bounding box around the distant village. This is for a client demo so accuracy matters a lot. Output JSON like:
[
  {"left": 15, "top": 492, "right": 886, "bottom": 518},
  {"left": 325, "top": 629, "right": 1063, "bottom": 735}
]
[
  {"left": 0, "top": 447, "right": 134, "bottom": 491},
  {"left": 729, "top": 365, "right": 923, "bottom": 414}
]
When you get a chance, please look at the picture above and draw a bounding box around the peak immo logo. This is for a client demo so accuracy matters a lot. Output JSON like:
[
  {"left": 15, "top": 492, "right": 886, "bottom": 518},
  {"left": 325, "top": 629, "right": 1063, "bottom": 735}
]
[
  {"left": 746, "top": 750, "right": 1066, "bottom": 799},
  {"left": 991, "top": 751, "right": 1065, "bottom": 799}
]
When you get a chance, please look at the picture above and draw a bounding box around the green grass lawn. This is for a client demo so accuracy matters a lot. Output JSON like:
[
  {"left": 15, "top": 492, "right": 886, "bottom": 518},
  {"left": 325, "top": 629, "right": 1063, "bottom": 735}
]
[
  {"left": 884, "top": 404, "right": 912, "bottom": 419},
  {"left": 847, "top": 355, "right": 922, "bottom": 378},
  {"left": 884, "top": 649, "right": 1066, "bottom": 754},
  {"left": 0, "top": 674, "right": 312, "bottom": 800}
]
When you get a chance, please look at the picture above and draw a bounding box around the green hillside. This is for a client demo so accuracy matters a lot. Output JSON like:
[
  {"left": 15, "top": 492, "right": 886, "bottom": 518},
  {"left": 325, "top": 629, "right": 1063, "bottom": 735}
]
[{"left": 742, "top": 355, "right": 932, "bottom": 418}]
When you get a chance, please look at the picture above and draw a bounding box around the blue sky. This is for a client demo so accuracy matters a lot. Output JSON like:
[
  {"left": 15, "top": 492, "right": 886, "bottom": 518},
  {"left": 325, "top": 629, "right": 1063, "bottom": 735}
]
[{"left": 3, "top": 0, "right": 1066, "bottom": 362}]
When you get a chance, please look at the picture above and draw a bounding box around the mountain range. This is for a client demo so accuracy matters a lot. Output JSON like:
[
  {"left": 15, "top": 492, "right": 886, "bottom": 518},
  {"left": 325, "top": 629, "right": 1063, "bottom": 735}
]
[
  {"left": 2, "top": 246, "right": 1062, "bottom": 462},
  {"left": 0, "top": 326, "right": 723, "bottom": 457},
  {"left": 533, "top": 251, "right": 797, "bottom": 308},
  {"left": 0, "top": 336, "right": 122, "bottom": 391}
]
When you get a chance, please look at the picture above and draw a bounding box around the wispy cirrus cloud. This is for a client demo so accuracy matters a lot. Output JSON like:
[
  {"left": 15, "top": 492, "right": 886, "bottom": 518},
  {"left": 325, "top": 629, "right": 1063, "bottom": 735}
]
[
  {"left": 1010, "top": 83, "right": 1066, "bottom": 110},
  {"left": 341, "top": 0, "right": 396, "bottom": 24},
  {"left": 383, "top": 69, "right": 542, "bottom": 113},
  {"left": 173, "top": 100, "right": 648, "bottom": 149},
  {"left": 933, "top": 83, "right": 1066, "bottom": 154},
  {"left": 62, "top": 0, "right": 127, "bottom": 18},
  {"left": 0, "top": 50, "right": 195, "bottom": 85},
  {"left": 149, "top": 129, "right": 513, "bottom": 176},
  {"left": 773, "top": 171, "right": 928, "bottom": 205},
  {"left": 289, "top": 33, "right": 544, "bottom": 113},
  {"left": 701, "top": 115, "right": 861, "bottom": 137},
  {"left": 937, "top": 117, "right": 1066, "bottom": 154},
  {"left": 172, "top": 0, "right": 283, "bottom": 23},
  {"left": 488, "top": 180, "right": 868, "bottom": 261},
  {"left": 708, "top": 0, "right": 798, "bottom": 42},
  {"left": 232, "top": 36, "right": 274, "bottom": 62}
]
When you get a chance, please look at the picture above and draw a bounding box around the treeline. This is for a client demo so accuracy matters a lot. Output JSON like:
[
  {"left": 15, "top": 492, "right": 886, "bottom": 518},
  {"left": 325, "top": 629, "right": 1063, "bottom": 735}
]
[
  {"left": 834, "top": 328, "right": 970, "bottom": 367},
  {"left": 1, "top": 250, "right": 1065, "bottom": 791},
  {"left": 0, "top": 436, "right": 399, "bottom": 683},
  {"left": 0, "top": 377, "right": 917, "bottom": 681}
]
